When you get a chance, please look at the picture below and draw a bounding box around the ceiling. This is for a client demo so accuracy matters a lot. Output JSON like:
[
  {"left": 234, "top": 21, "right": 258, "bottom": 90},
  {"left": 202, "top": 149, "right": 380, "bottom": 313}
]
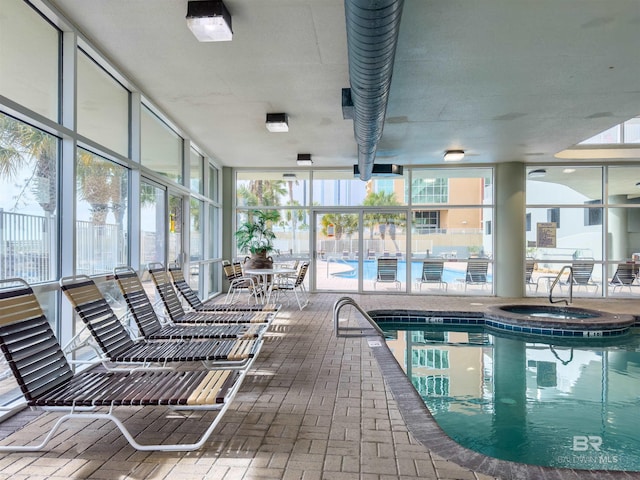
[{"left": 48, "top": 0, "right": 640, "bottom": 172}]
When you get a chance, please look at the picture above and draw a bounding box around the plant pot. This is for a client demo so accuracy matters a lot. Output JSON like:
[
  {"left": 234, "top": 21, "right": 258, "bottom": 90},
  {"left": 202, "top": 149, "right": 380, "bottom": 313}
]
[{"left": 244, "top": 250, "right": 273, "bottom": 270}]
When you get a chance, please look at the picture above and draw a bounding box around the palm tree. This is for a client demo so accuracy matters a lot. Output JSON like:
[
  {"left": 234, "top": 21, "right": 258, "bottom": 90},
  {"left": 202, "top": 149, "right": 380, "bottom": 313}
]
[
  {"left": 76, "top": 150, "right": 124, "bottom": 224},
  {"left": 362, "top": 190, "right": 401, "bottom": 239},
  {"left": 0, "top": 113, "right": 57, "bottom": 213},
  {"left": 237, "top": 179, "right": 287, "bottom": 207}
]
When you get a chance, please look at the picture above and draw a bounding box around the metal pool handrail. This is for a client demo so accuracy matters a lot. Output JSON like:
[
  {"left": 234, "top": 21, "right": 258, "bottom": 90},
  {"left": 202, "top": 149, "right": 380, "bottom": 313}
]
[
  {"left": 333, "top": 296, "right": 384, "bottom": 338},
  {"left": 549, "top": 265, "right": 573, "bottom": 305}
]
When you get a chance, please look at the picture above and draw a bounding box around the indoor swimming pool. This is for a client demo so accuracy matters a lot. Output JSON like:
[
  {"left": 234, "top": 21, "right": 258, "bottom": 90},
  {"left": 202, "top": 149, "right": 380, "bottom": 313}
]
[{"left": 376, "top": 320, "right": 640, "bottom": 471}]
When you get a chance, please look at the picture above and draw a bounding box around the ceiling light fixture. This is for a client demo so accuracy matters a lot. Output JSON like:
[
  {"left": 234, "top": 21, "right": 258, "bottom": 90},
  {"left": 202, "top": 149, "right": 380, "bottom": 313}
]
[
  {"left": 563, "top": 168, "right": 576, "bottom": 173},
  {"left": 186, "top": 1, "right": 233, "bottom": 42},
  {"left": 528, "top": 168, "right": 547, "bottom": 178},
  {"left": 297, "top": 153, "right": 312, "bottom": 166},
  {"left": 444, "top": 150, "right": 465, "bottom": 161},
  {"left": 266, "top": 113, "right": 289, "bottom": 133}
]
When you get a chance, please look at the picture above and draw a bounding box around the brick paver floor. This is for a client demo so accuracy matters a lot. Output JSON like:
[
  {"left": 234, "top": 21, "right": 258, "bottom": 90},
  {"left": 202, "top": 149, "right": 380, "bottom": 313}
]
[{"left": 0, "top": 293, "right": 638, "bottom": 479}]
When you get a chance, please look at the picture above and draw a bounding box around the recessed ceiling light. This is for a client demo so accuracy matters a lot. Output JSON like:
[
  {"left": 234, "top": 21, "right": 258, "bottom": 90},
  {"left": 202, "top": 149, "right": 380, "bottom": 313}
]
[
  {"left": 444, "top": 150, "right": 465, "bottom": 161},
  {"left": 528, "top": 169, "right": 547, "bottom": 178},
  {"left": 563, "top": 168, "right": 576, "bottom": 173}
]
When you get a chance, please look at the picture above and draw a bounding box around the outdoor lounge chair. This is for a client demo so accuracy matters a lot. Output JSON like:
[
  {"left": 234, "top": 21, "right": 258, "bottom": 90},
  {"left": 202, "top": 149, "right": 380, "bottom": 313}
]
[
  {"left": 416, "top": 260, "right": 447, "bottom": 291},
  {"left": 148, "top": 264, "right": 276, "bottom": 325},
  {"left": 459, "top": 260, "right": 490, "bottom": 291},
  {"left": 168, "top": 264, "right": 280, "bottom": 313},
  {"left": 113, "top": 267, "right": 265, "bottom": 340},
  {"left": 609, "top": 263, "right": 637, "bottom": 293},
  {"left": 564, "top": 261, "right": 599, "bottom": 294},
  {"left": 0, "top": 278, "right": 249, "bottom": 452},
  {"left": 60, "top": 275, "right": 260, "bottom": 369},
  {"left": 374, "top": 257, "right": 400, "bottom": 290}
]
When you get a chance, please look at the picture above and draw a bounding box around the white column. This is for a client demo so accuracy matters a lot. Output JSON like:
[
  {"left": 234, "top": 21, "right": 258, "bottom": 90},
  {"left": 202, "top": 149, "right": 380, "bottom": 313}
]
[{"left": 495, "top": 162, "right": 526, "bottom": 297}]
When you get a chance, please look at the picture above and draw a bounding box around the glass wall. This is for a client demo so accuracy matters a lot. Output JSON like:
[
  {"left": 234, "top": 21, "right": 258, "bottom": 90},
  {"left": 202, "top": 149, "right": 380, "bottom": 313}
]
[
  {"left": 77, "top": 50, "right": 129, "bottom": 156},
  {"left": 236, "top": 171, "right": 311, "bottom": 260},
  {"left": 524, "top": 165, "right": 640, "bottom": 297},
  {"left": 140, "top": 181, "right": 166, "bottom": 269},
  {"left": 0, "top": 113, "right": 59, "bottom": 284},
  {"left": 0, "top": 0, "right": 59, "bottom": 121},
  {"left": 235, "top": 167, "right": 493, "bottom": 295},
  {"left": 76, "top": 149, "right": 128, "bottom": 275},
  {"left": 141, "top": 105, "right": 183, "bottom": 184},
  {"left": 190, "top": 148, "right": 203, "bottom": 194},
  {"left": 0, "top": 0, "right": 225, "bottom": 409}
]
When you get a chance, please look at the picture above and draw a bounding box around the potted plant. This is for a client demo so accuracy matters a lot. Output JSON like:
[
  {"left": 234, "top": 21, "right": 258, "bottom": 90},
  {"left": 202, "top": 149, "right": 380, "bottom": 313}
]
[{"left": 235, "top": 209, "right": 280, "bottom": 269}]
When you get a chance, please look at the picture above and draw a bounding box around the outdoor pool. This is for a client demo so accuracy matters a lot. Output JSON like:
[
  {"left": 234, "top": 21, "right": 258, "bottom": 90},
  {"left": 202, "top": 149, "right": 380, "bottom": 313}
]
[{"left": 331, "top": 259, "right": 477, "bottom": 283}]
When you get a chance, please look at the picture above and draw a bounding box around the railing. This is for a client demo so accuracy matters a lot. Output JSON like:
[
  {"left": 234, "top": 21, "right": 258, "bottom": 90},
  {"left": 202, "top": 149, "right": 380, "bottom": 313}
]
[
  {"left": 333, "top": 296, "right": 384, "bottom": 337},
  {"left": 549, "top": 265, "right": 573, "bottom": 305}
]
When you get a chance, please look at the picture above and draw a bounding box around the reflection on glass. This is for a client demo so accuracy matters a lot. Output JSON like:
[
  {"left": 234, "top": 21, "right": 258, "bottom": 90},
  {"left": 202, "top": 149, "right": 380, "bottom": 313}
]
[
  {"left": 190, "top": 198, "right": 202, "bottom": 261},
  {"left": 1, "top": 0, "right": 59, "bottom": 121},
  {"left": 77, "top": 50, "right": 129, "bottom": 156},
  {"left": 311, "top": 170, "right": 407, "bottom": 206},
  {"left": 76, "top": 150, "right": 128, "bottom": 275},
  {"left": 168, "top": 194, "right": 183, "bottom": 265},
  {"left": 209, "top": 165, "right": 219, "bottom": 202},
  {"left": 190, "top": 148, "right": 203, "bottom": 193},
  {"left": 0, "top": 113, "right": 58, "bottom": 283},
  {"left": 140, "top": 181, "right": 165, "bottom": 269},
  {"left": 526, "top": 166, "right": 602, "bottom": 205},
  {"left": 384, "top": 325, "right": 640, "bottom": 471},
  {"left": 141, "top": 105, "right": 183, "bottom": 184},
  {"left": 236, "top": 171, "right": 309, "bottom": 207},
  {"left": 411, "top": 168, "right": 493, "bottom": 205}
]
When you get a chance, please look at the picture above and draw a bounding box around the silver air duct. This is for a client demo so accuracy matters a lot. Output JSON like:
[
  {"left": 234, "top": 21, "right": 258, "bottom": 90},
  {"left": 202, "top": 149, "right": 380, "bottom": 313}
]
[{"left": 345, "top": 0, "right": 404, "bottom": 181}]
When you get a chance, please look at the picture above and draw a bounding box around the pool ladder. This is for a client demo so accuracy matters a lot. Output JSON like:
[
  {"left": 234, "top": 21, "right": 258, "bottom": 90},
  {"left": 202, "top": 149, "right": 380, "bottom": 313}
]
[
  {"left": 548, "top": 265, "right": 573, "bottom": 305},
  {"left": 333, "top": 296, "right": 384, "bottom": 337}
]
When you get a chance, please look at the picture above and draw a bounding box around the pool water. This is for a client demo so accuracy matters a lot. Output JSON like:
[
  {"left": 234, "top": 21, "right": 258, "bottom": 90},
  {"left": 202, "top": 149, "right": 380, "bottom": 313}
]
[
  {"left": 332, "top": 259, "right": 482, "bottom": 283},
  {"left": 381, "top": 324, "right": 640, "bottom": 471},
  {"left": 501, "top": 305, "right": 599, "bottom": 320}
]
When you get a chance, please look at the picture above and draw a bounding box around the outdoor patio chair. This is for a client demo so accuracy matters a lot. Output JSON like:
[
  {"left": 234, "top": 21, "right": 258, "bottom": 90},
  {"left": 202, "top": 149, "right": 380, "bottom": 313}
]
[
  {"left": 113, "top": 266, "right": 265, "bottom": 341},
  {"left": 222, "top": 260, "right": 264, "bottom": 304},
  {"left": 167, "top": 264, "right": 280, "bottom": 312},
  {"left": 374, "top": 257, "right": 401, "bottom": 290},
  {"left": 271, "top": 261, "right": 310, "bottom": 310},
  {"left": 609, "top": 263, "right": 637, "bottom": 293},
  {"left": 459, "top": 260, "right": 490, "bottom": 291},
  {"left": 525, "top": 259, "right": 539, "bottom": 292},
  {"left": 416, "top": 260, "right": 447, "bottom": 291},
  {"left": 148, "top": 264, "right": 276, "bottom": 325},
  {"left": 0, "top": 278, "right": 248, "bottom": 452},
  {"left": 60, "top": 275, "right": 260, "bottom": 370}
]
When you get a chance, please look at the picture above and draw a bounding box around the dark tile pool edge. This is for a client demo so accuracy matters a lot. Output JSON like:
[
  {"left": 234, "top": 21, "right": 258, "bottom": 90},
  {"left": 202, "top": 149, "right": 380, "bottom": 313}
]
[
  {"left": 361, "top": 324, "right": 640, "bottom": 480},
  {"left": 369, "top": 308, "right": 635, "bottom": 339}
]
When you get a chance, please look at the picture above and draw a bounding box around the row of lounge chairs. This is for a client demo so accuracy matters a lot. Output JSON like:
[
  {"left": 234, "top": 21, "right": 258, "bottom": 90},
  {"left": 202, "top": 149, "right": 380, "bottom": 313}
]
[
  {"left": 527, "top": 259, "right": 638, "bottom": 294},
  {"left": 376, "top": 258, "right": 490, "bottom": 291},
  {"left": 0, "top": 264, "right": 280, "bottom": 452}
]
